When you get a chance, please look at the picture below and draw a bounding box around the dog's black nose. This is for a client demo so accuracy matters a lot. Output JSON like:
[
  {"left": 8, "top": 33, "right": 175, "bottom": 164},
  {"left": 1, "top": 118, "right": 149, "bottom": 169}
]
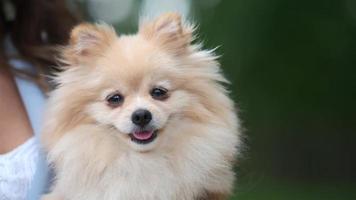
[{"left": 131, "top": 109, "right": 152, "bottom": 127}]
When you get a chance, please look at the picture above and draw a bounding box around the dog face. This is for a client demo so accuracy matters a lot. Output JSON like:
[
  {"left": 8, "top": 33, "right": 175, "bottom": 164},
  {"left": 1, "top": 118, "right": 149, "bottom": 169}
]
[
  {"left": 84, "top": 38, "right": 191, "bottom": 151},
  {"left": 51, "top": 13, "right": 231, "bottom": 152}
]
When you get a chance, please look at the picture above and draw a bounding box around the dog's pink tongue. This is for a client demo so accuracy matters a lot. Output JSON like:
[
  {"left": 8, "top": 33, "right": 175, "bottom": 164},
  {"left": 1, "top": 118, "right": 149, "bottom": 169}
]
[{"left": 133, "top": 131, "right": 153, "bottom": 140}]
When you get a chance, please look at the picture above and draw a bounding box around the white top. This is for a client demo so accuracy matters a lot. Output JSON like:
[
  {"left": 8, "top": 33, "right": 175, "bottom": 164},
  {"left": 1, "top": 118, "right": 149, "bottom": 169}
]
[
  {"left": 0, "top": 37, "right": 49, "bottom": 200},
  {"left": 0, "top": 138, "right": 39, "bottom": 200}
]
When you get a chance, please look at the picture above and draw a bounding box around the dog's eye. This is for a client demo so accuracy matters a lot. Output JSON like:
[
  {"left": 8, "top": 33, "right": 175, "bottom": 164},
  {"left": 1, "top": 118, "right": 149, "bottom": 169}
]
[
  {"left": 106, "top": 93, "right": 124, "bottom": 107},
  {"left": 150, "top": 87, "right": 168, "bottom": 100}
]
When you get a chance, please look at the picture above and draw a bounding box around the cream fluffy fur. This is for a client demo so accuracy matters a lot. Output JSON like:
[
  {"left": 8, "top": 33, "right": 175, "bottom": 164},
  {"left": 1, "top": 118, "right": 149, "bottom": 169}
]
[{"left": 41, "top": 13, "right": 241, "bottom": 200}]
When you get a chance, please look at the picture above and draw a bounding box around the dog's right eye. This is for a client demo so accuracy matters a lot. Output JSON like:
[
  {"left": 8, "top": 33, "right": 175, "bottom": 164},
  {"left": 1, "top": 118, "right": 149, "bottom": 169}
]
[
  {"left": 150, "top": 87, "right": 169, "bottom": 100},
  {"left": 106, "top": 93, "right": 124, "bottom": 107}
]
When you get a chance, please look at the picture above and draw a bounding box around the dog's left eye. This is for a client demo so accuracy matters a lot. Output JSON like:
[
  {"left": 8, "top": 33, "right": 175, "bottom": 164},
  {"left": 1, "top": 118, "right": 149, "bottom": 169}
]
[
  {"left": 150, "top": 87, "right": 169, "bottom": 100},
  {"left": 106, "top": 93, "right": 124, "bottom": 107}
]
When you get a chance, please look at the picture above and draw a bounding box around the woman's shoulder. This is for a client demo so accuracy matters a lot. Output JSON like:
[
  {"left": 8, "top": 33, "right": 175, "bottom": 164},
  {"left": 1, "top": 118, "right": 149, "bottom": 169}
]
[{"left": 5, "top": 35, "right": 47, "bottom": 136}]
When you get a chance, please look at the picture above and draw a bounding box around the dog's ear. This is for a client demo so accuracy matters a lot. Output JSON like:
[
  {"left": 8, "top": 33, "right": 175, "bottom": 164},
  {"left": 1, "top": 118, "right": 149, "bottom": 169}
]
[
  {"left": 139, "top": 13, "right": 193, "bottom": 55},
  {"left": 62, "top": 23, "right": 117, "bottom": 65}
]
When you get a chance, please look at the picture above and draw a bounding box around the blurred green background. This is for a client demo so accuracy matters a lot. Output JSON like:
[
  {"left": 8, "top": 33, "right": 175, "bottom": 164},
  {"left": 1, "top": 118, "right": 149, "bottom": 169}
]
[{"left": 81, "top": 0, "right": 356, "bottom": 199}]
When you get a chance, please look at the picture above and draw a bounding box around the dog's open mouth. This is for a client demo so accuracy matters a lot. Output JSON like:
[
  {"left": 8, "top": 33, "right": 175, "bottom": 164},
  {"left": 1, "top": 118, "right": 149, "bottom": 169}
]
[{"left": 129, "top": 130, "right": 158, "bottom": 144}]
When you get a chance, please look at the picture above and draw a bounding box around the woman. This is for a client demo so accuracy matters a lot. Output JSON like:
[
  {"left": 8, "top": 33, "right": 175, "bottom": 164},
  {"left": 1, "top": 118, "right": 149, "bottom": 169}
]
[{"left": 0, "top": 0, "right": 79, "bottom": 199}]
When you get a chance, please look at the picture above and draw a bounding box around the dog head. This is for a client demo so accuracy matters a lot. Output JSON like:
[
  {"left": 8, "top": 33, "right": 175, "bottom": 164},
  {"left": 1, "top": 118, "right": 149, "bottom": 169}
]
[{"left": 46, "top": 13, "right": 233, "bottom": 152}]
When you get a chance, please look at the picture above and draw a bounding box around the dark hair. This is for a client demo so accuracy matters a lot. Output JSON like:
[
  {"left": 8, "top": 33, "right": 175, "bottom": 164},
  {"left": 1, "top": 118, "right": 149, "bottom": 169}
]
[{"left": 0, "top": 0, "right": 80, "bottom": 91}]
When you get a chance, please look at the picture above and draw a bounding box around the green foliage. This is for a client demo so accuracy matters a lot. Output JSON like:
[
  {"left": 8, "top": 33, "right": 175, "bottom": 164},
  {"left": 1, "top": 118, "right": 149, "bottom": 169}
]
[{"left": 196, "top": 0, "right": 356, "bottom": 180}]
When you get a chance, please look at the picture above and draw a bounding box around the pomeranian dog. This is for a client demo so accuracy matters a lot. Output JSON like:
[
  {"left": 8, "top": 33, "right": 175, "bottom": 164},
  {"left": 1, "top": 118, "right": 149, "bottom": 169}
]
[{"left": 41, "top": 13, "right": 241, "bottom": 200}]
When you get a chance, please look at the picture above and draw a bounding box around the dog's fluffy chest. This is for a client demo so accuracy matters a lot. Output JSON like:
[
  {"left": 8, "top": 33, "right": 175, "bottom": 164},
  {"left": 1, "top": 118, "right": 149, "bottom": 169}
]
[
  {"left": 101, "top": 154, "right": 204, "bottom": 199},
  {"left": 50, "top": 129, "right": 234, "bottom": 200},
  {"left": 76, "top": 154, "right": 196, "bottom": 200}
]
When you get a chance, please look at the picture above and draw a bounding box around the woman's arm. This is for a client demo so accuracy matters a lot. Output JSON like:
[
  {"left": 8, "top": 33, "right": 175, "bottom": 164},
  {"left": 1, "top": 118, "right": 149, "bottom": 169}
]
[{"left": 0, "top": 64, "right": 33, "bottom": 154}]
